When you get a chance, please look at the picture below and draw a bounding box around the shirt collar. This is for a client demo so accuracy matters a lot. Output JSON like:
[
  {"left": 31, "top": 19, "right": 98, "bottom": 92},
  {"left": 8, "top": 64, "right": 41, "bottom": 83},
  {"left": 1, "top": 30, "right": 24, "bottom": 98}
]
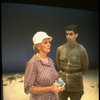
[{"left": 66, "top": 42, "right": 78, "bottom": 49}]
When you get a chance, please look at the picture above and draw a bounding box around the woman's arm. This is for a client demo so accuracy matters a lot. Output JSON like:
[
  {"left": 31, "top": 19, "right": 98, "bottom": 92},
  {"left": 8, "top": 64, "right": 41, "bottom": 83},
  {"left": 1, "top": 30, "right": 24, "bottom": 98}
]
[{"left": 31, "top": 83, "right": 64, "bottom": 94}]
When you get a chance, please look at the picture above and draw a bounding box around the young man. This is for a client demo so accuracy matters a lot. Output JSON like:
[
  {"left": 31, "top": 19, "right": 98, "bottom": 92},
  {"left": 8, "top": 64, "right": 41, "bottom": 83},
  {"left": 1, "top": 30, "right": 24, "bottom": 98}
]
[{"left": 56, "top": 25, "right": 89, "bottom": 100}]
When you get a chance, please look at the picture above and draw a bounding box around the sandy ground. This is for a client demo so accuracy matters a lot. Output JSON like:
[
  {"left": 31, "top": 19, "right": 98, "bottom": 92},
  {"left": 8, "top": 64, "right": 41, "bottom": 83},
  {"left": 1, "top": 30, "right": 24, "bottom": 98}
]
[{"left": 2, "top": 68, "right": 99, "bottom": 100}]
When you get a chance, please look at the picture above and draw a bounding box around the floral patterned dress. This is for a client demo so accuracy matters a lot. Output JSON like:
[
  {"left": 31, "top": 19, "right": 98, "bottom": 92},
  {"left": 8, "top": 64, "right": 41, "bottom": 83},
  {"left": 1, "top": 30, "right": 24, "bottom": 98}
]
[{"left": 24, "top": 54, "right": 58, "bottom": 100}]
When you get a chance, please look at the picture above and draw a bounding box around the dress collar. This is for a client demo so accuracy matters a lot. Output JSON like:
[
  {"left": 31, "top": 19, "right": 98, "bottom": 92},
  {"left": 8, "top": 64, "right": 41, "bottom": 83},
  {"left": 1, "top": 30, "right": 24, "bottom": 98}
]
[{"left": 33, "top": 54, "right": 51, "bottom": 67}]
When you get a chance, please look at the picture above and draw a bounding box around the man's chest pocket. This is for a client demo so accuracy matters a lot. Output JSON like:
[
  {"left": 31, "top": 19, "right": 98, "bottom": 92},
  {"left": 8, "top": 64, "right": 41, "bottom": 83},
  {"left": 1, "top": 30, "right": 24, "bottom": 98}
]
[{"left": 70, "top": 56, "right": 80, "bottom": 64}]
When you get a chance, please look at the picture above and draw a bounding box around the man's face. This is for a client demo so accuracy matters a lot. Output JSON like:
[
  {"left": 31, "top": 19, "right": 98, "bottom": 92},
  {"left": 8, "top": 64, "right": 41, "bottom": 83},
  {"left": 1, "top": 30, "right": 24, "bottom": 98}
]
[{"left": 65, "top": 30, "right": 78, "bottom": 43}]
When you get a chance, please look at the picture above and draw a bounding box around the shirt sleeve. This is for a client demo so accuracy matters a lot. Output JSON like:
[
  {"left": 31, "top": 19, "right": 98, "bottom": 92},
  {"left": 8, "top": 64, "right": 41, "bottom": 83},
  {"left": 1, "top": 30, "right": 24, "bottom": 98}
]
[
  {"left": 56, "top": 47, "right": 61, "bottom": 72},
  {"left": 24, "top": 61, "right": 37, "bottom": 94},
  {"left": 81, "top": 47, "right": 89, "bottom": 71}
]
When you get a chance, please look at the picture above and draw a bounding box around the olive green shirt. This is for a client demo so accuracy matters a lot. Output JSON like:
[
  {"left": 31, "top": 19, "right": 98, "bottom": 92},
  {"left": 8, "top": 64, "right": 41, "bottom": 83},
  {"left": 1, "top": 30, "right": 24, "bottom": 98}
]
[{"left": 56, "top": 42, "right": 89, "bottom": 92}]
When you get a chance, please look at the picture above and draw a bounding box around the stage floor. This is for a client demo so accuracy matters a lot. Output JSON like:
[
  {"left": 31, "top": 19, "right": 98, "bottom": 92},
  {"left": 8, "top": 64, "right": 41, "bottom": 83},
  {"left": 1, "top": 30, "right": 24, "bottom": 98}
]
[{"left": 2, "top": 68, "right": 99, "bottom": 100}]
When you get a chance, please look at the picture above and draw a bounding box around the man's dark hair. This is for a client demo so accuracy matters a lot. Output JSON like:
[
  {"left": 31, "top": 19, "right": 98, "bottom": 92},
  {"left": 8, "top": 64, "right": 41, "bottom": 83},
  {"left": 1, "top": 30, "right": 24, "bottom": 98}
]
[{"left": 65, "top": 24, "right": 78, "bottom": 33}]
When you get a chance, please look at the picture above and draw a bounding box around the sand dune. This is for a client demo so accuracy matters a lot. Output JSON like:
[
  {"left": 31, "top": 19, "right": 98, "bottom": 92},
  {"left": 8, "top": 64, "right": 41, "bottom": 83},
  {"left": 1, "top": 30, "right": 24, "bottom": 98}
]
[{"left": 2, "top": 69, "right": 99, "bottom": 100}]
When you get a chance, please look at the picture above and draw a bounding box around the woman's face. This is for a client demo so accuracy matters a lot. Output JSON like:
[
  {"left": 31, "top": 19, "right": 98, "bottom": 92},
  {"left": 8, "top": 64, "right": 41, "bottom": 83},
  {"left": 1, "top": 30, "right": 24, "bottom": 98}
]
[{"left": 38, "top": 38, "right": 52, "bottom": 54}]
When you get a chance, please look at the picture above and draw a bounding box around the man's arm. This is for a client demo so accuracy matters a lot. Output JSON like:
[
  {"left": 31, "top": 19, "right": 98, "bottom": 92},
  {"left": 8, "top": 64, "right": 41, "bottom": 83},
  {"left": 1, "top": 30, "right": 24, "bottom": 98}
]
[
  {"left": 56, "top": 47, "right": 61, "bottom": 72},
  {"left": 81, "top": 47, "right": 89, "bottom": 72}
]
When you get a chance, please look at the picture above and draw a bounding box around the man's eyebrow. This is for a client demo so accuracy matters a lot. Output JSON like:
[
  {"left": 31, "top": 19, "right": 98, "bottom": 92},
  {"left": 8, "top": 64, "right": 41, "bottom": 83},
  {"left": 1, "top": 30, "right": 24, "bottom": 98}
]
[{"left": 66, "top": 33, "right": 73, "bottom": 34}]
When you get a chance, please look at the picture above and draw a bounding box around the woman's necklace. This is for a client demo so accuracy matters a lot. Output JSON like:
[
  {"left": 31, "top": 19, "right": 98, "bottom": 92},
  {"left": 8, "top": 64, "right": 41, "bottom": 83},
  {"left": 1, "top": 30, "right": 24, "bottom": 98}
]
[{"left": 37, "top": 53, "right": 48, "bottom": 63}]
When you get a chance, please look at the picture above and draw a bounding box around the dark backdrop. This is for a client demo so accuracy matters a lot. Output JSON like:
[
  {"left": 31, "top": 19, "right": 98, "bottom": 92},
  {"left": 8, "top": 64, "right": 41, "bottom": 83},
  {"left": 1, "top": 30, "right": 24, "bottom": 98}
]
[{"left": 1, "top": 2, "right": 99, "bottom": 72}]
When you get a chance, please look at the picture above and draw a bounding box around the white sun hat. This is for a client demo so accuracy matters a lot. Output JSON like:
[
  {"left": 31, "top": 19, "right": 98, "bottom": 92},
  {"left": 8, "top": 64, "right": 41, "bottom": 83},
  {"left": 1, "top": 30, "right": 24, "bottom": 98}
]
[{"left": 32, "top": 31, "right": 53, "bottom": 49}]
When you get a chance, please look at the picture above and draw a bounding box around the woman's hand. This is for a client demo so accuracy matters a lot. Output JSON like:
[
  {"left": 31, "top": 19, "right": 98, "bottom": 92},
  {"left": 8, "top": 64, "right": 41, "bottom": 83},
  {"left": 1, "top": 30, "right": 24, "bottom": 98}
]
[{"left": 49, "top": 82, "right": 65, "bottom": 94}]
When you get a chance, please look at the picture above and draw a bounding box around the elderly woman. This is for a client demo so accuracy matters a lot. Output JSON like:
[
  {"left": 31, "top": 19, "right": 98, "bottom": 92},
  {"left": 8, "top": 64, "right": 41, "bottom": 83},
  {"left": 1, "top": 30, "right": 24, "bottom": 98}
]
[{"left": 24, "top": 31, "right": 64, "bottom": 100}]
